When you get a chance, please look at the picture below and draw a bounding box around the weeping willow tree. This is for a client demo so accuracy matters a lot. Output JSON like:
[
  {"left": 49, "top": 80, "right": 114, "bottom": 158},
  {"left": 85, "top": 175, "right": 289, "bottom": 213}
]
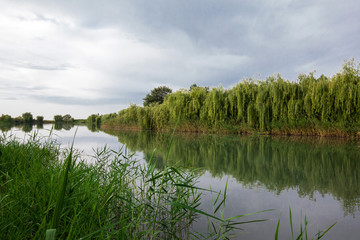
[
  {"left": 200, "top": 86, "right": 228, "bottom": 127},
  {"left": 187, "top": 86, "right": 208, "bottom": 120},
  {"left": 101, "top": 59, "right": 360, "bottom": 136},
  {"left": 227, "top": 79, "right": 258, "bottom": 125}
]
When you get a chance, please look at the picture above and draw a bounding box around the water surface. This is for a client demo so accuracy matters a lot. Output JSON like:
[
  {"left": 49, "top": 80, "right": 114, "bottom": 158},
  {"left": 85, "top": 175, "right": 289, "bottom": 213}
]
[{"left": 2, "top": 124, "right": 360, "bottom": 239}]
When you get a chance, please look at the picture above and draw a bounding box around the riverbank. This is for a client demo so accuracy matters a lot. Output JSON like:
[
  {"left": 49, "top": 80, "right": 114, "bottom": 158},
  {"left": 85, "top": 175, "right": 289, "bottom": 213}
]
[
  {"left": 101, "top": 120, "right": 360, "bottom": 138},
  {"left": 0, "top": 134, "right": 255, "bottom": 239}
]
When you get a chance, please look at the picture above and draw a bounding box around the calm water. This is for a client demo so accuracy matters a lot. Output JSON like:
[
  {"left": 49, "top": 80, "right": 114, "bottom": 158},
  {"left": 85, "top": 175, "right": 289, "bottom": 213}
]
[{"left": 2, "top": 124, "right": 360, "bottom": 239}]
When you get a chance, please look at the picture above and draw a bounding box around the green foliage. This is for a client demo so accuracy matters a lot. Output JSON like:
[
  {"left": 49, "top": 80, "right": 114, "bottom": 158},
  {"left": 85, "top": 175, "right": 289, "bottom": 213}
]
[
  {"left": 189, "top": 83, "right": 198, "bottom": 90},
  {"left": 36, "top": 116, "right": 44, "bottom": 123},
  {"left": 54, "top": 115, "right": 63, "bottom": 122},
  {"left": 102, "top": 60, "right": 360, "bottom": 135},
  {"left": 22, "top": 112, "right": 33, "bottom": 123},
  {"left": 86, "top": 114, "right": 101, "bottom": 132},
  {"left": 0, "top": 114, "right": 13, "bottom": 123},
  {"left": 22, "top": 123, "right": 33, "bottom": 132},
  {"left": 101, "top": 113, "right": 117, "bottom": 121},
  {"left": 275, "top": 208, "right": 336, "bottom": 240},
  {"left": 143, "top": 86, "right": 172, "bottom": 106},
  {"left": 62, "top": 114, "right": 73, "bottom": 122},
  {"left": 14, "top": 116, "right": 24, "bottom": 124},
  {"left": 0, "top": 135, "right": 267, "bottom": 239}
]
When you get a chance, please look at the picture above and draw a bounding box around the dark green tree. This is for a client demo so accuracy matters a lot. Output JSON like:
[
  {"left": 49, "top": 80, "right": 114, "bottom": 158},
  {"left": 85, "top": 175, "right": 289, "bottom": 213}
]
[
  {"left": 36, "top": 116, "right": 44, "bottom": 123},
  {"left": 62, "top": 114, "right": 72, "bottom": 122},
  {"left": 22, "top": 112, "right": 33, "bottom": 123},
  {"left": 14, "top": 116, "right": 23, "bottom": 124},
  {"left": 87, "top": 114, "right": 97, "bottom": 123},
  {"left": 0, "top": 114, "right": 13, "bottom": 123},
  {"left": 54, "top": 115, "right": 63, "bottom": 122},
  {"left": 143, "top": 86, "right": 172, "bottom": 106},
  {"left": 189, "top": 84, "right": 198, "bottom": 90}
]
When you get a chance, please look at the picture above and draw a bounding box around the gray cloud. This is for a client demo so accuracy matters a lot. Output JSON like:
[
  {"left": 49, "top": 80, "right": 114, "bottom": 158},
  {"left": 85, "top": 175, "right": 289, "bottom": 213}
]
[
  {"left": 8, "top": 60, "right": 71, "bottom": 71},
  {"left": 0, "top": 0, "right": 359, "bottom": 118},
  {"left": 34, "top": 95, "right": 127, "bottom": 106}
]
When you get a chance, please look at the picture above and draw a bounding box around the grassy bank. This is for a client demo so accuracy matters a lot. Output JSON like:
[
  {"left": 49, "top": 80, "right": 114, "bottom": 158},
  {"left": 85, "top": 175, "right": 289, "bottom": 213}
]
[
  {"left": 1, "top": 133, "right": 272, "bottom": 239},
  {"left": 99, "top": 60, "right": 360, "bottom": 137}
]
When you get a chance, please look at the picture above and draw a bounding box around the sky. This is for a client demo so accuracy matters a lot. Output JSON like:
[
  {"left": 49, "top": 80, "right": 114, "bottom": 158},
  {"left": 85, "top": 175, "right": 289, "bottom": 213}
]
[{"left": 0, "top": 0, "right": 359, "bottom": 120}]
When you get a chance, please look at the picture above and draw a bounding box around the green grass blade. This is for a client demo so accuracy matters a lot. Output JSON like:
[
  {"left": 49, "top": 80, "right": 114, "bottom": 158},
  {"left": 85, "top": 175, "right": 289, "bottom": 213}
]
[
  {"left": 275, "top": 218, "right": 280, "bottom": 240},
  {"left": 316, "top": 222, "right": 336, "bottom": 239},
  {"left": 45, "top": 229, "right": 56, "bottom": 240},
  {"left": 145, "top": 149, "right": 157, "bottom": 178},
  {"left": 52, "top": 150, "right": 73, "bottom": 229},
  {"left": 214, "top": 198, "right": 226, "bottom": 214},
  {"left": 213, "top": 190, "right": 222, "bottom": 207},
  {"left": 227, "top": 209, "right": 274, "bottom": 221},
  {"left": 169, "top": 202, "right": 223, "bottom": 222},
  {"left": 173, "top": 183, "right": 218, "bottom": 193},
  {"left": 51, "top": 128, "right": 77, "bottom": 230},
  {"left": 289, "top": 207, "right": 294, "bottom": 240},
  {"left": 296, "top": 231, "right": 303, "bottom": 240},
  {"left": 305, "top": 215, "right": 308, "bottom": 240},
  {"left": 229, "top": 219, "right": 268, "bottom": 225}
]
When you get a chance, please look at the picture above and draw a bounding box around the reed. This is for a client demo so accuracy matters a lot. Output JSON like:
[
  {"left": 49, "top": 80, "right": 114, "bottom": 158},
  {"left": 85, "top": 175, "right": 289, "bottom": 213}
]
[
  {"left": 1, "top": 128, "right": 336, "bottom": 239},
  {"left": 274, "top": 207, "right": 336, "bottom": 240},
  {"left": 0, "top": 134, "right": 270, "bottom": 239}
]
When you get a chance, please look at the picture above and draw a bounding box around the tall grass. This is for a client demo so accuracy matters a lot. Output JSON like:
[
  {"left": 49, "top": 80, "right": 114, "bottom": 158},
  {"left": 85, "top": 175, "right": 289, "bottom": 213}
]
[
  {"left": 274, "top": 207, "right": 336, "bottom": 240},
  {"left": 0, "top": 133, "right": 271, "bottom": 239}
]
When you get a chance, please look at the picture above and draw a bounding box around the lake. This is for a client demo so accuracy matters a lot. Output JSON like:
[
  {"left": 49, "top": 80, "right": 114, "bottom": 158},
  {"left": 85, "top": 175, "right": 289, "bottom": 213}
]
[{"left": 1, "top": 123, "right": 360, "bottom": 239}]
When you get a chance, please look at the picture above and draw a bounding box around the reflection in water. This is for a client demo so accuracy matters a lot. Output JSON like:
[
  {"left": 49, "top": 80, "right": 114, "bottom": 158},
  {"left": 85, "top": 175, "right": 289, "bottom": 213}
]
[
  {"left": 0, "top": 123, "right": 76, "bottom": 133},
  {"left": 0, "top": 123, "right": 12, "bottom": 132},
  {"left": 2, "top": 125, "right": 359, "bottom": 239},
  {"left": 103, "top": 129, "right": 360, "bottom": 215},
  {"left": 22, "top": 123, "right": 33, "bottom": 133},
  {"left": 54, "top": 122, "right": 74, "bottom": 130},
  {"left": 86, "top": 123, "right": 101, "bottom": 132}
]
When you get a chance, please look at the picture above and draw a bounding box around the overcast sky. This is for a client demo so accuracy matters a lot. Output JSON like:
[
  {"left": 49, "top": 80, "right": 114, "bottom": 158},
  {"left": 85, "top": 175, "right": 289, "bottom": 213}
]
[{"left": 0, "top": 0, "right": 359, "bottom": 119}]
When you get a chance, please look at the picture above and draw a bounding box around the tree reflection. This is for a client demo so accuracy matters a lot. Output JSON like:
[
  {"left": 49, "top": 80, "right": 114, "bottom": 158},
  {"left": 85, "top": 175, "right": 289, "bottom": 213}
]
[
  {"left": 104, "top": 129, "right": 360, "bottom": 215},
  {"left": 0, "top": 123, "right": 12, "bottom": 132},
  {"left": 22, "top": 123, "right": 33, "bottom": 133},
  {"left": 54, "top": 122, "right": 74, "bottom": 131}
]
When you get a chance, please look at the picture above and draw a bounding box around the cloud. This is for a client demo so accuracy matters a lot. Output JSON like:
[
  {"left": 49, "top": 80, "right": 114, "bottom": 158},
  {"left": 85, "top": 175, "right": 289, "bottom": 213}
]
[
  {"left": 0, "top": 0, "right": 359, "bottom": 119},
  {"left": 34, "top": 95, "right": 126, "bottom": 106}
]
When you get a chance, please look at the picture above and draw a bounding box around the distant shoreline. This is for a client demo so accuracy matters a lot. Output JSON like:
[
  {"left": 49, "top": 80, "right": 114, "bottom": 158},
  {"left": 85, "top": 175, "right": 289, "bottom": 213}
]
[{"left": 101, "top": 122, "right": 360, "bottom": 139}]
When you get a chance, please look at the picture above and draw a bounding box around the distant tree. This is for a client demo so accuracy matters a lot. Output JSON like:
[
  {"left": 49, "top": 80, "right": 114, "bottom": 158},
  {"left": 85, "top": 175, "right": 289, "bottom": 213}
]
[
  {"left": 36, "top": 116, "right": 44, "bottom": 123},
  {"left": 14, "top": 116, "right": 24, "bottom": 124},
  {"left": 143, "top": 86, "right": 172, "bottom": 106},
  {"left": 0, "top": 114, "right": 13, "bottom": 123},
  {"left": 54, "top": 115, "right": 63, "bottom": 122},
  {"left": 96, "top": 116, "right": 101, "bottom": 126},
  {"left": 87, "top": 114, "right": 97, "bottom": 123},
  {"left": 190, "top": 84, "right": 198, "bottom": 90},
  {"left": 190, "top": 84, "right": 209, "bottom": 92},
  {"left": 62, "top": 114, "right": 73, "bottom": 122},
  {"left": 22, "top": 112, "right": 33, "bottom": 123}
]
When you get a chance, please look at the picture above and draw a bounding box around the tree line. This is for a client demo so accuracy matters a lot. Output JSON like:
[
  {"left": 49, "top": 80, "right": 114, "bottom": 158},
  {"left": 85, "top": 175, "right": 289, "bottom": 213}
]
[
  {"left": 99, "top": 59, "right": 360, "bottom": 135},
  {"left": 0, "top": 113, "right": 75, "bottom": 124},
  {"left": 0, "top": 112, "right": 43, "bottom": 124}
]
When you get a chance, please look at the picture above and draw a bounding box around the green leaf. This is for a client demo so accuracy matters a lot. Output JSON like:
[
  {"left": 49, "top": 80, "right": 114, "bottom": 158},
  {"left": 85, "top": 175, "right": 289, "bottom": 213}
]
[
  {"left": 275, "top": 219, "right": 280, "bottom": 240},
  {"left": 46, "top": 229, "right": 56, "bottom": 240}
]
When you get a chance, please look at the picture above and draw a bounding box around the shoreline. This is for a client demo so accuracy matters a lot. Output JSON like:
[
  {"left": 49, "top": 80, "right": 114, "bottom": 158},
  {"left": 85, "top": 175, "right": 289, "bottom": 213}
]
[{"left": 101, "top": 123, "right": 360, "bottom": 139}]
